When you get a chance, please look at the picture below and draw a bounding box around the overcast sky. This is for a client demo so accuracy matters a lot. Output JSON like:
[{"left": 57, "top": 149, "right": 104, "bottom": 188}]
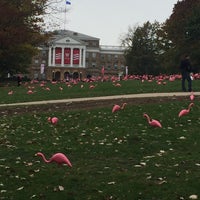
[{"left": 48, "top": 0, "right": 179, "bottom": 46}]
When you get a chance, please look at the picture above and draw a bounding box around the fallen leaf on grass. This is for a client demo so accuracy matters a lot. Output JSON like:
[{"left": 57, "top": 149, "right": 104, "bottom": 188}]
[
  {"left": 179, "top": 136, "right": 186, "bottom": 140},
  {"left": 157, "top": 150, "right": 166, "bottom": 156},
  {"left": 155, "top": 177, "right": 167, "bottom": 185},
  {"left": 134, "top": 165, "right": 142, "bottom": 168},
  {"left": 157, "top": 180, "right": 167, "bottom": 185},
  {"left": 140, "top": 162, "right": 146, "bottom": 166},
  {"left": 54, "top": 185, "right": 64, "bottom": 191},
  {"left": 107, "top": 181, "right": 115, "bottom": 185},
  {"left": 24, "top": 162, "right": 33, "bottom": 166},
  {"left": 167, "top": 126, "right": 173, "bottom": 130},
  {"left": 189, "top": 195, "right": 198, "bottom": 199},
  {"left": 58, "top": 185, "right": 64, "bottom": 191},
  {"left": 16, "top": 186, "right": 24, "bottom": 191},
  {"left": 34, "top": 169, "right": 40, "bottom": 173},
  {"left": 29, "top": 174, "right": 34, "bottom": 178},
  {"left": 146, "top": 176, "right": 152, "bottom": 180},
  {"left": 143, "top": 155, "right": 155, "bottom": 159}
]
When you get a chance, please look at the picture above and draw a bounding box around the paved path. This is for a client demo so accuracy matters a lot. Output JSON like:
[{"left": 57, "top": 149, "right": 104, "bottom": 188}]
[{"left": 0, "top": 92, "right": 199, "bottom": 108}]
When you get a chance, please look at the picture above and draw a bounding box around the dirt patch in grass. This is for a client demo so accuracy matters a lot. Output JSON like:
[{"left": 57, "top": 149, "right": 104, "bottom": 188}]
[{"left": 0, "top": 95, "right": 194, "bottom": 116}]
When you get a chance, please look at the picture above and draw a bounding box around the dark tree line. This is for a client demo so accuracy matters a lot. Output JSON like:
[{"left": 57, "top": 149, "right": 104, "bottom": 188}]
[
  {"left": 122, "top": 0, "right": 200, "bottom": 75},
  {"left": 0, "top": 0, "right": 49, "bottom": 77}
]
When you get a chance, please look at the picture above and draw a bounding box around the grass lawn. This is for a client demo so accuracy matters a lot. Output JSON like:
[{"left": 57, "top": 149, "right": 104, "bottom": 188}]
[
  {"left": 0, "top": 78, "right": 200, "bottom": 104},
  {"left": 0, "top": 78, "right": 200, "bottom": 199},
  {"left": 1, "top": 100, "right": 200, "bottom": 199}
]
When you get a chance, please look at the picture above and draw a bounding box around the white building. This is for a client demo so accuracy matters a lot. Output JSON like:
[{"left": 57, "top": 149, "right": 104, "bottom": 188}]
[{"left": 30, "top": 30, "right": 126, "bottom": 80}]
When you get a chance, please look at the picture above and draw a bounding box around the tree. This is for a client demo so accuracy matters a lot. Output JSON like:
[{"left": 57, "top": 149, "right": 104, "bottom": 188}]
[
  {"left": 0, "top": 0, "right": 49, "bottom": 77},
  {"left": 122, "top": 21, "right": 164, "bottom": 75},
  {"left": 165, "top": 0, "right": 200, "bottom": 72}
]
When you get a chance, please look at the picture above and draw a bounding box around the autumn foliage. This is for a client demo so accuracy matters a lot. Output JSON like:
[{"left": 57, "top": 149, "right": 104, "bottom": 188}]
[{"left": 0, "top": 0, "right": 49, "bottom": 76}]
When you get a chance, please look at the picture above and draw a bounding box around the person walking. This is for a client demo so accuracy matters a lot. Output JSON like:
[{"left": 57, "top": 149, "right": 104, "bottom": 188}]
[{"left": 180, "top": 55, "right": 192, "bottom": 92}]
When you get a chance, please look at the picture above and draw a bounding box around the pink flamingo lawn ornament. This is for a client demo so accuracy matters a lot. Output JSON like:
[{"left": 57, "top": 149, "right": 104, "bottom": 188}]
[
  {"left": 59, "top": 86, "right": 63, "bottom": 91},
  {"left": 178, "top": 103, "right": 194, "bottom": 117},
  {"left": 48, "top": 117, "right": 58, "bottom": 124},
  {"left": 112, "top": 103, "right": 127, "bottom": 113},
  {"left": 143, "top": 113, "right": 162, "bottom": 128},
  {"left": 190, "top": 92, "right": 194, "bottom": 101},
  {"left": 36, "top": 152, "right": 72, "bottom": 167},
  {"left": 27, "top": 90, "right": 34, "bottom": 94},
  {"left": 8, "top": 90, "right": 14, "bottom": 95},
  {"left": 113, "top": 83, "right": 121, "bottom": 87},
  {"left": 89, "top": 84, "right": 96, "bottom": 89}
]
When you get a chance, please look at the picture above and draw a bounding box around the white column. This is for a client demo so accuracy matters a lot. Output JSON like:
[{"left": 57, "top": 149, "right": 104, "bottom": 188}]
[
  {"left": 70, "top": 48, "right": 73, "bottom": 67},
  {"left": 61, "top": 47, "right": 64, "bottom": 67},
  {"left": 52, "top": 47, "right": 55, "bottom": 66},
  {"left": 82, "top": 47, "right": 86, "bottom": 68},
  {"left": 79, "top": 48, "right": 82, "bottom": 67},
  {"left": 48, "top": 47, "right": 52, "bottom": 66}
]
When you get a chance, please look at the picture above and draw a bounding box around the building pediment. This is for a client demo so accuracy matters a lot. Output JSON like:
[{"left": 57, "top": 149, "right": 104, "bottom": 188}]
[{"left": 53, "top": 36, "right": 84, "bottom": 46}]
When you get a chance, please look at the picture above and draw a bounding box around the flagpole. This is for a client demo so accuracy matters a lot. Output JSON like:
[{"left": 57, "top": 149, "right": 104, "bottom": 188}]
[
  {"left": 64, "top": 1, "right": 71, "bottom": 31},
  {"left": 64, "top": 6, "right": 67, "bottom": 30}
]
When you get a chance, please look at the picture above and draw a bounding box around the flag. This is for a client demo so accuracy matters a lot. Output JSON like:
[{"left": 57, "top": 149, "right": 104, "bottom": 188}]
[
  {"left": 73, "top": 49, "right": 80, "bottom": 64},
  {"left": 66, "top": 1, "right": 71, "bottom": 5},
  {"left": 55, "top": 47, "right": 62, "bottom": 64},
  {"left": 64, "top": 48, "right": 71, "bottom": 64}
]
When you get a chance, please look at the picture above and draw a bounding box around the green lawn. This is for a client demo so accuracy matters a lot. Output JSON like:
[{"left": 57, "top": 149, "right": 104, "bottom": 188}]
[
  {"left": 0, "top": 79, "right": 200, "bottom": 199},
  {"left": 0, "top": 78, "right": 200, "bottom": 104}
]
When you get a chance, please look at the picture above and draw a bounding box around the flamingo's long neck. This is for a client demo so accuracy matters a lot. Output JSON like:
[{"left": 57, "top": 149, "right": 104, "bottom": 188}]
[
  {"left": 121, "top": 103, "right": 126, "bottom": 110},
  {"left": 40, "top": 153, "right": 50, "bottom": 163},
  {"left": 144, "top": 114, "right": 151, "bottom": 123},
  {"left": 188, "top": 103, "right": 193, "bottom": 111}
]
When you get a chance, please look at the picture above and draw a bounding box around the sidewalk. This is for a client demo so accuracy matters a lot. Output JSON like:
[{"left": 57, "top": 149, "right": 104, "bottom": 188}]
[{"left": 0, "top": 92, "right": 199, "bottom": 108}]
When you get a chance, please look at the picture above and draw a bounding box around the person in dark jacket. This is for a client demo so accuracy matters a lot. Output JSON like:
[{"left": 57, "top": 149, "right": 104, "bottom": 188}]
[
  {"left": 180, "top": 55, "right": 192, "bottom": 92},
  {"left": 17, "top": 75, "right": 22, "bottom": 86}
]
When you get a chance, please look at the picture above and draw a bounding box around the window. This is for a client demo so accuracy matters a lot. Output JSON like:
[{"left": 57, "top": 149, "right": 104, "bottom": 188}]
[
  {"left": 92, "top": 41, "right": 97, "bottom": 46},
  {"left": 42, "top": 50, "right": 46, "bottom": 56},
  {"left": 34, "top": 73, "right": 38, "bottom": 79},
  {"left": 92, "top": 52, "right": 96, "bottom": 58},
  {"left": 92, "top": 62, "right": 96, "bottom": 68},
  {"left": 107, "top": 55, "right": 111, "bottom": 60},
  {"left": 84, "top": 41, "right": 89, "bottom": 46},
  {"left": 101, "top": 54, "right": 105, "bottom": 59}
]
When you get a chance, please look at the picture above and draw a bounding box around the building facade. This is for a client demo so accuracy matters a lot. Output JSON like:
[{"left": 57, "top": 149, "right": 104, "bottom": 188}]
[{"left": 30, "top": 30, "right": 126, "bottom": 81}]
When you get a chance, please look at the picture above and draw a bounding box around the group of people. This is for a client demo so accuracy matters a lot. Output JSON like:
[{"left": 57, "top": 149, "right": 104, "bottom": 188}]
[{"left": 180, "top": 55, "right": 193, "bottom": 92}]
